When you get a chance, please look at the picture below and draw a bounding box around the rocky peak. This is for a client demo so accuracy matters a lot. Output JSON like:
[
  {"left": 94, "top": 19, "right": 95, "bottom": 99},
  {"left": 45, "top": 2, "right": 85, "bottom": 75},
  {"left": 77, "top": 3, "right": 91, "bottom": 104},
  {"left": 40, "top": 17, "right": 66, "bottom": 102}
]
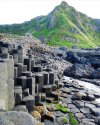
[{"left": 60, "top": 1, "right": 69, "bottom": 8}]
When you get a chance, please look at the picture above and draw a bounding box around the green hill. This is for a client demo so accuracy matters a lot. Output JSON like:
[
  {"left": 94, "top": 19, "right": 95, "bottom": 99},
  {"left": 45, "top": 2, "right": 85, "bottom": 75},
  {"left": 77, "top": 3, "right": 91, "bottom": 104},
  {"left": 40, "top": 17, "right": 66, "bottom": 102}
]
[{"left": 0, "top": 1, "right": 100, "bottom": 48}]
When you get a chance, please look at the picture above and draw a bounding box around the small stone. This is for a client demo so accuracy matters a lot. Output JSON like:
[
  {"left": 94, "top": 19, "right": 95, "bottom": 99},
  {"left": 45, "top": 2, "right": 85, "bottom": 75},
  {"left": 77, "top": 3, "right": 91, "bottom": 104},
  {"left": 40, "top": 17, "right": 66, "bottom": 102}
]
[
  {"left": 80, "top": 108, "right": 91, "bottom": 114},
  {"left": 75, "top": 113, "right": 85, "bottom": 119},
  {"left": 44, "top": 112, "right": 55, "bottom": 122},
  {"left": 34, "top": 106, "right": 45, "bottom": 115},
  {"left": 31, "top": 110, "right": 41, "bottom": 119}
]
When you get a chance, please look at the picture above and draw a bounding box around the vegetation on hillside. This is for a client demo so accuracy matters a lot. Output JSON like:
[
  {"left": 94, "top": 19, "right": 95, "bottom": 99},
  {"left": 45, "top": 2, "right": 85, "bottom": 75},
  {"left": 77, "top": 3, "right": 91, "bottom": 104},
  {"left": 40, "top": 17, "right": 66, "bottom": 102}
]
[{"left": 0, "top": 1, "right": 100, "bottom": 48}]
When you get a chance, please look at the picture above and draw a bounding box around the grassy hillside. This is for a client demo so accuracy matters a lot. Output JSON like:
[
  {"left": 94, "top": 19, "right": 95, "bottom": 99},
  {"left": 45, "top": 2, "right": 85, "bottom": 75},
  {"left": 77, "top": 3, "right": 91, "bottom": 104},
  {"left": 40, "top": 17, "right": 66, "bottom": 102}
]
[{"left": 0, "top": 1, "right": 100, "bottom": 48}]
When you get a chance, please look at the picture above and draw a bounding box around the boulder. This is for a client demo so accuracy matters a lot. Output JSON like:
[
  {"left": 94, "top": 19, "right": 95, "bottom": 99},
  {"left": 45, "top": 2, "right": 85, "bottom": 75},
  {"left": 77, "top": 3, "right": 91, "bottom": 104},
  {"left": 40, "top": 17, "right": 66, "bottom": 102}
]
[
  {"left": 91, "top": 68, "right": 100, "bottom": 79},
  {"left": 64, "top": 63, "right": 94, "bottom": 78},
  {"left": 0, "top": 111, "right": 37, "bottom": 125},
  {"left": 66, "top": 51, "right": 80, "bottom": 63},
  {"left": 44, "top": 112, "right": 55, "bottom": 122}
]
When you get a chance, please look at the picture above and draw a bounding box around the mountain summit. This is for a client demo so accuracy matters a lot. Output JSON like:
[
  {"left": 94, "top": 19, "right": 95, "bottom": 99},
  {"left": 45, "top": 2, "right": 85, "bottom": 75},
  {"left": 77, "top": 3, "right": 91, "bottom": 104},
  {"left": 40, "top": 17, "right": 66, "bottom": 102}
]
[{"left": 0, "top": 1, "right": 100, "bottom": 48}]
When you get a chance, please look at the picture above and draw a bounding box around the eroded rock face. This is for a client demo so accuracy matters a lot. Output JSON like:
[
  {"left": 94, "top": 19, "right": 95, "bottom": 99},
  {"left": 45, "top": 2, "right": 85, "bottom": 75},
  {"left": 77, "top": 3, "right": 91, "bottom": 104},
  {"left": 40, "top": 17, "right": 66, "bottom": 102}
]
[
  {"left": 65, "top": 48, "right": 100, "bottom": 79},
  {"left": 0, "top": 111, "right": 36, "bottom": 125},
  {"left": 91, "top": 68, "right": 100, "bottom": 79},
  {"left": 64, "top": 63, "right": 94, "bottom": 78}
]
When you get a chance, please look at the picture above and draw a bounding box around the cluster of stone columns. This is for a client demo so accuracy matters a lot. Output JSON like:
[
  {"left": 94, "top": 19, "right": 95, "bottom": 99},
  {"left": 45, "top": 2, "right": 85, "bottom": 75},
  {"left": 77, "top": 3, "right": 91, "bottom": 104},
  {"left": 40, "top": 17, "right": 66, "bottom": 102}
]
[
  {"left": 0, "top": 41, "right": 63, "bottom": 112},
  {"left": 0, "top": 41, "right": 14, "bottom": 110}
]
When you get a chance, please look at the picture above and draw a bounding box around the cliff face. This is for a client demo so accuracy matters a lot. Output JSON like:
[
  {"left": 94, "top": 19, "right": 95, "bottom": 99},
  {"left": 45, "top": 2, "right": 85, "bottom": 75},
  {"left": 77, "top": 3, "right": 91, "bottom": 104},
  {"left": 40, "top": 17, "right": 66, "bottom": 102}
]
[{"left": 0, "top": 1, "right": 100, "bottom": 48}]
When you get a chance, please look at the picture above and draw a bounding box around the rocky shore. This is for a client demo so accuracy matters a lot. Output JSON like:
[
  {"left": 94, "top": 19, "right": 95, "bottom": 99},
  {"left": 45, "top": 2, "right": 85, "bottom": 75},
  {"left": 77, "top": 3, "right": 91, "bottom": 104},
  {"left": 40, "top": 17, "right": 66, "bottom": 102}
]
[
  {"left": 64, "top": 48, "right": 100, "bottom": 85},
  {"left": 0, "top": 35, "right": 100, "bottom": 125}
]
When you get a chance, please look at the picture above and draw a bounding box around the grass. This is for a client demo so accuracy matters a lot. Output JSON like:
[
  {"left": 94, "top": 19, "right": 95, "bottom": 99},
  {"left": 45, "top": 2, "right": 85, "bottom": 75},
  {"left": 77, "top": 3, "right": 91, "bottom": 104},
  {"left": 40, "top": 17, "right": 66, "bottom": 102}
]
[
  {"left": 62, "top": 117, "right": 69, "bottom": 124},
  {"left": 55, "top": 104, "right": 70, "bottom": 113},
  {"left": 69, "top": 113, "right": 79, "bottom": 125},
  {"left": 45, "top": 101, "right": 79, "bottom": 124}
]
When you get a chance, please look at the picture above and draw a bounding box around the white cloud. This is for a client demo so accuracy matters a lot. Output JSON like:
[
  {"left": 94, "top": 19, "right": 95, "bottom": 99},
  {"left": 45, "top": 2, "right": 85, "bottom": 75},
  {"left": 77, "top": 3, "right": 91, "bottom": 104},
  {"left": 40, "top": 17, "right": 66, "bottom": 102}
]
[{"left": 0, "top": 0, "right": 100, "bottom": 24}]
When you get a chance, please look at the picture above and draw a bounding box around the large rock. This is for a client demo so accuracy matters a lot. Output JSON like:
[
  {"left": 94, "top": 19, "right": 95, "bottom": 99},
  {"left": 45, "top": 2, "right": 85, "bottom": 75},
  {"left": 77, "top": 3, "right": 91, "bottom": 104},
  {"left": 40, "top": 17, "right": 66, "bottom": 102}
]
[
  {"left": 0, "top": 111, "right": 37, "bottom": 125},
  {"left": 66, "top": 51, "right": 80, "bottom": 63},
  {"left": 64, "top": 63, "right": 94, "bottom": 78},
  {"left": 91, "top": 68, "right": 100, "bottom": 79},
  {"left": 66, "top": 51, "right": 89, "bottom": 64}
]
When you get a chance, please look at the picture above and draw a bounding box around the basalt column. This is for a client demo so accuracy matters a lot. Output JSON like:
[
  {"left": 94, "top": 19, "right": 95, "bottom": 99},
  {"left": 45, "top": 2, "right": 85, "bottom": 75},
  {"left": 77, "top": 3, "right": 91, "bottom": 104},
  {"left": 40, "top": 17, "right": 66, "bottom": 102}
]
[
  {"left": 49, "top": 72, "right": 55, "bottom": 85},
  {"left": 4, "top": 59, "right": 15, "bottom": 110},
  {"left": 0, "top": 61, "right": 8, "bottom": 110},
  {"left": 13, "top": 49, "right": 18, "bottom": 64},
  {"left": 18, "top": 45, "right": 23, "bottom": 63},
  {"left": 27, "top": 77, "right": 35, "bottom": 97},
  {"left": 35, "top": 73, "right": 44, "bottom": 93},
  {"left": 43, "top": 72, "right": 49, "bottom": 85},
  {"left": 24, "top": 58, "right": 31, "bottom": 71}
]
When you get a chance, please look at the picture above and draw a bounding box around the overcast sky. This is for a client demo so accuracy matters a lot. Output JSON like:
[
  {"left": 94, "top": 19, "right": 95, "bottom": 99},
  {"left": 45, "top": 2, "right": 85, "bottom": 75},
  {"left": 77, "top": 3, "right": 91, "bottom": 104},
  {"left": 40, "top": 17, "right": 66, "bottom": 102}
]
[{"left": 0, "top": 0, "right": 100, "bottom": 24}]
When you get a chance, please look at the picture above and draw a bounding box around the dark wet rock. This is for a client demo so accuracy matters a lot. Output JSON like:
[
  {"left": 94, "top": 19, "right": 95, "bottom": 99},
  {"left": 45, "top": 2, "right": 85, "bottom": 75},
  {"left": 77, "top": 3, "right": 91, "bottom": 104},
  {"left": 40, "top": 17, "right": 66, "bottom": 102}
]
[
  {"left": 64, "top": 63, "right": 94, "bottom": 79},
  {"left": 91, "top": 68, "right": 100, "bottom": 79},
  {"left": 85, "top": 103, "right": 96, "bottom": 109},
  {"left": 51, "top": 92, "right": 59, "bottom": 101},
  {"left": 61, "top": 92, "right": 68, "bottom": 98},
  {"left": 85, "top": 113, "right": 93, "bottom": 119},
  {"left": 73, "top": 101, "right": 85, "bottom": 108},
  {"left": 91, "top": 108, "right": 100, "bottom": 116},
  {"left": 93, "top": 93, "right": 100, "bottom": 98},
  {"left": 44, "top": 120, "right": 57, "bottom": 125},
  {"left": 44, "top": 112, "right": 55, "bottom": 122},
  {"left": 22, "top": 95, "right": 35, "bottom": 112},
  {"left": 94, "top": 117, "right": 100, "bottom": 125},
  {"left": 95, "top": 103, "right": 100, "bottom": 108},
  {"left": 86, "top": 94, "right": 95, "bottom": 101},
  {"left": 66, "top": 51, "right": 80, "bottom": 63}
]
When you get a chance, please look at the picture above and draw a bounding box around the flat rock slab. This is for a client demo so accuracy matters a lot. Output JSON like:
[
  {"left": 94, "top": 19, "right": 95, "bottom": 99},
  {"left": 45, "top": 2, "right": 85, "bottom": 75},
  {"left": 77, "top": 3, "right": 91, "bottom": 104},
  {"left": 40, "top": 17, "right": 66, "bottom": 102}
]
[
  {"left": 62, "top": 98, "right": 72, "bottom": 104},
  {"left": 80, "top": 108, "right": 91, "bottom": 114},
  {"left": 70, "top": 108, "right": 80, "bottom": 113},
  {"left": 73, "top": 101, "right": 85, "bottom": 108},
  {"left": 85, "top": 103, "right": 96, "bottom": 109},
  {"left": 91, "top": 108, "right": 100, "bottom": 116},
  {"left": 55, "top": 111, "right": 64, "bottom": 117},
  {"left": 68, "top": 104, "right": 76, "bottom": 109},
  {"left": 75, "top": 113, "right": 85, "bottom": 119},
  {"left": 82, "top": 119, "right": 96, "bottom": 125}
]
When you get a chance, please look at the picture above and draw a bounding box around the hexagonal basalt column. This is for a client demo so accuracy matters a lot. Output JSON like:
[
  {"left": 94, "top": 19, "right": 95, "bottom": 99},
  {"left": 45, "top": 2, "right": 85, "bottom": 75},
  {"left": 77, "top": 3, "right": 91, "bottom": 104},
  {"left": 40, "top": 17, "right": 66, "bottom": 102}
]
[
  {"left": 49, "top": 72, "right": 55, "bottom": 85},
  {"left": 24, "top": 58, "right": 31, "bottom": 71},
  {"left": 18, "top": 45, "right": 24, "bottom": 63},
  {"left": 16, "top": 76, "right": 27, "bottom": 89},
  {"left": 35, "top": 73, "right": 44, "bottom": 92},
  {"left": 43, "top": 72, "right": 49, "bottom": 85}
]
